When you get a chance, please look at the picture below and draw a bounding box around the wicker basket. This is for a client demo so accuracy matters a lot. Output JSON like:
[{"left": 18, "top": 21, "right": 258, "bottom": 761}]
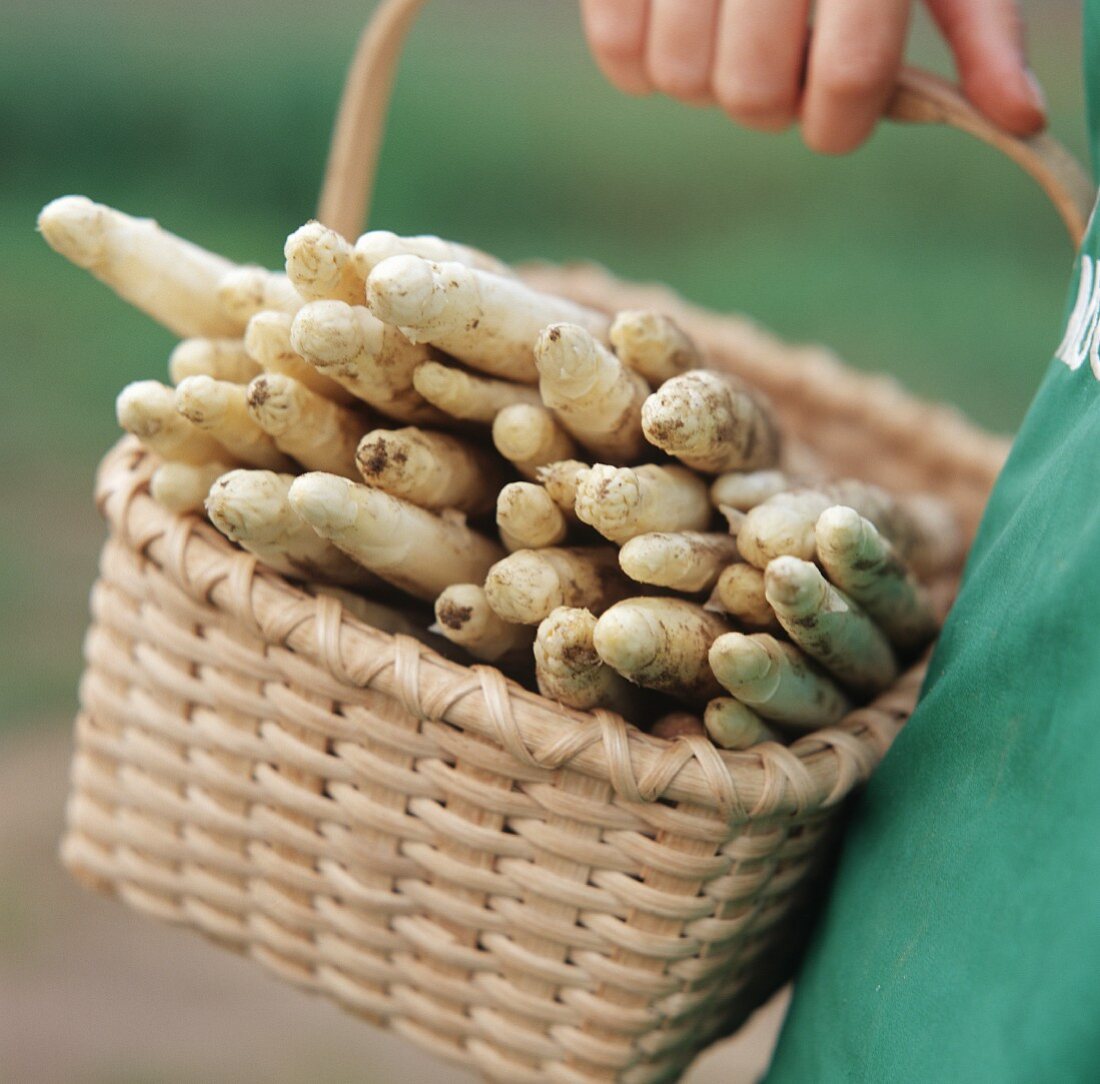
[{"left": 60, "top": 2, "right": 1093, "bottom": 1081}]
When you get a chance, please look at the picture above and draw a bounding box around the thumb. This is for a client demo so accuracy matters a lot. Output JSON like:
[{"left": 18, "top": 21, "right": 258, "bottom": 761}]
[{"left": 925, "top": 0, "right": 1046, "bottom": 135}]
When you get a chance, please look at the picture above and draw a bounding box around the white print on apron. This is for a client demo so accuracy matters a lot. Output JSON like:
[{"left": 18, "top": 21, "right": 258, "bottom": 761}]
[
  {"left": 1055, "top": 254, "right": 1100, "bottom": 376},
  {"left": 1056, "top": 193, "right": 1100, "bottom": 377}
]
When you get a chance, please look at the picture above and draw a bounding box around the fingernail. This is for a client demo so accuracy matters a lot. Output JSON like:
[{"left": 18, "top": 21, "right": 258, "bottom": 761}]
[{"left": 1025, "top": 69, "right": 1048, "bottom": 115}]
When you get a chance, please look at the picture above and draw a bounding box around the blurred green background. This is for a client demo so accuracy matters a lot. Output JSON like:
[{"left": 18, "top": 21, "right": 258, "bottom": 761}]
[
  {"left": 0, "top": 0, "right": 1088, "bottom": 735},
  {"left": 0, "top": 3, "right": 1091, "bottom": 1080}
]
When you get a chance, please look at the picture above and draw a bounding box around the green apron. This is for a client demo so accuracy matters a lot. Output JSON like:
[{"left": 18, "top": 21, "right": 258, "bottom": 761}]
[{"left": 765, "top": 14, "right": 1100, "bottom": 1083}]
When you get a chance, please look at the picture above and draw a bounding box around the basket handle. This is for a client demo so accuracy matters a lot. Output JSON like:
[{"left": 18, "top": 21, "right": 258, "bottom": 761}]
[{"left": 317, "top": 0, "right": 1095, "bottom": 247}]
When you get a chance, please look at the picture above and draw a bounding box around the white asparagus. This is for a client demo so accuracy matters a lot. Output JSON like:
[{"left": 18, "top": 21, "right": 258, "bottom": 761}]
[
  {"left": 218, "top": 265, "right": 303, "bottom": 323},
  {"left": 718, "top": 505, "right": 748, "bottom": 537},
  {"left": 245, "top": 374, "right": 366, "bottom": 478},
  {"left": 609, "top": 310, "right": 702, "bottom": 387},
  {"left": 284, "top": 221, "right": 365, "bottom": 305},
  {"left": 492, "top": 405, "right": 579, "bottom": 479},
  {"left": 641, "top": 369, "right": 780, "bottom": 474},
  {"left": 708, "top": 632, "right": 851, "bottom": 728},
  {"left": 484, "top": 547, "right": 632, "bottom": 626},
  {"left": 290, "top": 299, "right": 440, "bottom": 422},
  {"left": 651, "top": 712, "right": 707, "bottom": 740},
  {"left": 496, "top": 483, "right": 570, "bottom": 551},
  {"left": 736, "top": 490, "right": 834, "bottom": 569},
  {"left": 244, "top": 310, "right": 354, "bottom": 404},
  {"left": 533, "top": 607, "right": 642, "bottom": 715},
  {"left": 434, "top": 583, "right": 534, "bottom": 665},
  {"left": 619, "top": 532, "right": 740, "bottom": 593},
  {"left": 168, "top": 338, "right": 261, "bottom": 386},
  {"left": 825, "top": 480, "right": 962, "bottom": 573},
  {"left": 737, "top": 481, "right": 934, "bottom": 570},
  {"left": 710, "top": 470, "right": 792, "bottom": 512},
  {"left": 574, "top": 464, "right": 711, "bottom": 545},
  {"left": 703, "top": 699, "right": 779, "bottom": 750},
  {"left": 116, "top": 380, "right": 232, "bottom": 465},
  {"left": 288, "top": 473, "right": 504, "bottom": 600},
  {"left": 355, "top": 427, "right": 503, "bottom": 515},
  {"left": 706, "top": 563, "right": 777, "bottom": 630},
  {"left": 536, "top": 460, "right": 589, "bottom": 517},
  {"left": 534, "top": 323, "right": 649, "bottom": 460},
  {"left": 365, "top": 255, "right": 610, "bottom": 383},
  {"left": 206, "top": 469, "right": 382, "bottom": 588},
  {"left": 149, "top": 459, "right": 233, "bottom": 514},
  {"left": 765, "top": 556, "right": 899, "bottom": 695},
  {"left": 815, "top": 506, "right": 939, "bottom": 651},
  {"left": 411, "top": 360, "right": 541, "bottom": 423},
  {"left": 38, "top": 196, "right": 241, "bottom": 337},
  {"left": 828, "top": 480, "right": 915, "bottom": 553},
  {"left": 353, "top": 229, "right": 513, "bottom": 279},
  {"left": 593, "top": 598, "right": 730, "bottom": 702},
  {"left": 174, "top": 375, "right": 294, "bottom": 471}
]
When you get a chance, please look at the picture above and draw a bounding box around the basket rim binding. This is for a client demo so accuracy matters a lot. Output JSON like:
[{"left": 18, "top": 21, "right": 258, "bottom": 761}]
[{"left": 97, "top": 434, "right": 925, "bottom": 823}]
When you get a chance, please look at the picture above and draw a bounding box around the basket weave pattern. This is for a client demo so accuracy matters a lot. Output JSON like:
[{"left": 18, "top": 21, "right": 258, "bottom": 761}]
[{"left": 62, "top": 269, "right": 1003, "bottom": 1082}]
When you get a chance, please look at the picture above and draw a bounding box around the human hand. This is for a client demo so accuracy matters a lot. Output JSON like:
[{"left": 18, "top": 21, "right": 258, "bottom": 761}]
[{"left": 580, "top": 1, "right": 1046, "bottom": 154}]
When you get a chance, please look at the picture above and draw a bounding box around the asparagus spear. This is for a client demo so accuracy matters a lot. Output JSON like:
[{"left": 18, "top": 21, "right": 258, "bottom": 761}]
[
  {"left": 246, "top": 374, "right": 367, "bottom": 478},
  {"left": 534, "top": 322, "right": 648, "bottom": 461},
  {"left": 366, "top": 254, "right": 610, "bottom": 383},
  {"left": 708, "top": 632, "right": 852, "bottom": 728},
  {"left": 642, "top": 370, "right": 781, "bottom": 473},
  {"left": 534, "top": 606, "right": 642, "bottom": 714},
  {"left": 284, "top": 220, "right": 365, "bottom": 305},
  {"left": 116, "top": 380, "right": 232, "bottom": 465},
  {"left": 356, "top": 427, "right": 504, "bottom": 516},
  {"left": 289, "top": 473, "right": 504, "bottom": 601},
  {"left": 169, "top": 338, "right": 261, "bottom": 386},
  {"left": 609, "top": 310, "right": 702, "bottom": 386},
  {"left": 175, "top": 375, "right": 294, "bottom": 471},
  {"left": 815, "top": 506, "right": 939, "bottom": 652},
  {"left": 434, "top": 583, "right": 534, "bottom": 665},
  {"left": 593, "top": 598, "right": 730, "bottom": 702},
  {"left": 574, "top": 464, "right": 711, "bottom": 544},
  {"left": 496, "top": 483, "right": 570, "bottom": 550},
  {"left": 484, "top": 547, "right": 632, "bottom": 626},
  {"left": 765, "top": 556, "right": 899, "bottom": 695},
  {"left": 619, "top": 532, "right": 739, "bottom": 593},
  {"left": 38, "top": 196, "right": 242, "bottom": 337}
]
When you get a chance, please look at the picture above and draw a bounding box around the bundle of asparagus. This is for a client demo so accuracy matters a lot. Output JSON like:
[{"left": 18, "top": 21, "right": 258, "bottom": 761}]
[{"left": 40, "top": 195, "right": 963, "bottom": 750}]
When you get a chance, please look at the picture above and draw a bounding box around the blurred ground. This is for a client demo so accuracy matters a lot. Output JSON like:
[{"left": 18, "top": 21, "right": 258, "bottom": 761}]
[{"left": 0, "top": 1, "right": 1089, "bottom": 1080}]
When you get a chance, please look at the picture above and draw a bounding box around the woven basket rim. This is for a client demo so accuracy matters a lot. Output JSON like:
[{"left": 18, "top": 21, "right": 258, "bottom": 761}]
[{"left": 96, "top": 434, "right": 924, "bottom": 822}]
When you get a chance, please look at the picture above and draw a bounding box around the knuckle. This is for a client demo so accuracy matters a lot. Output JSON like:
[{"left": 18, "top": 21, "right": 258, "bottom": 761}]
[
  {"left": 647, "top": 58, "right": 710, "bottom": 100},
  {"left": 584, "top": 8, "right": 644, "bottom": 64},
  {"left": 816, "top": 54, "right": 893, "bottom": 100},
  {"left": 592, "top": 32, "right": 644, "bottom": 64},
  {"left": 712, "top": 78, "right": 797, "bottom": 128}
]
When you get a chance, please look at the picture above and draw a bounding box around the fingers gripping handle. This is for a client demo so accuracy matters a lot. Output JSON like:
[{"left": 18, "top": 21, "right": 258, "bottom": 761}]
[
  {"left": 318, "top": 0, "right": 1094, "bottom": 246},
  {"left": 887, "top": 68, "right": 1094, "bottom": 246}
]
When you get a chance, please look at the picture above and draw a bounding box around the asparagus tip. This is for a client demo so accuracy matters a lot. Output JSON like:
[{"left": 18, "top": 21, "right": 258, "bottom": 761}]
[
  {"left": 289, "top": 472, "right": 358, "bottom": 532},
  {"left": 709, "top": 633, "right": 771, "bottom": 687},
  {"left": 593, "top": 605, "right": 660, "bottom": 674},
  {"left": 366, "top": 253, "right": 438, "bottom": 326},
  {"left": 764, "top": 556, "right": 824, "bottom": 610},
  {"left": 38, "top": 195, "right": 105, "bottom": 267}
]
